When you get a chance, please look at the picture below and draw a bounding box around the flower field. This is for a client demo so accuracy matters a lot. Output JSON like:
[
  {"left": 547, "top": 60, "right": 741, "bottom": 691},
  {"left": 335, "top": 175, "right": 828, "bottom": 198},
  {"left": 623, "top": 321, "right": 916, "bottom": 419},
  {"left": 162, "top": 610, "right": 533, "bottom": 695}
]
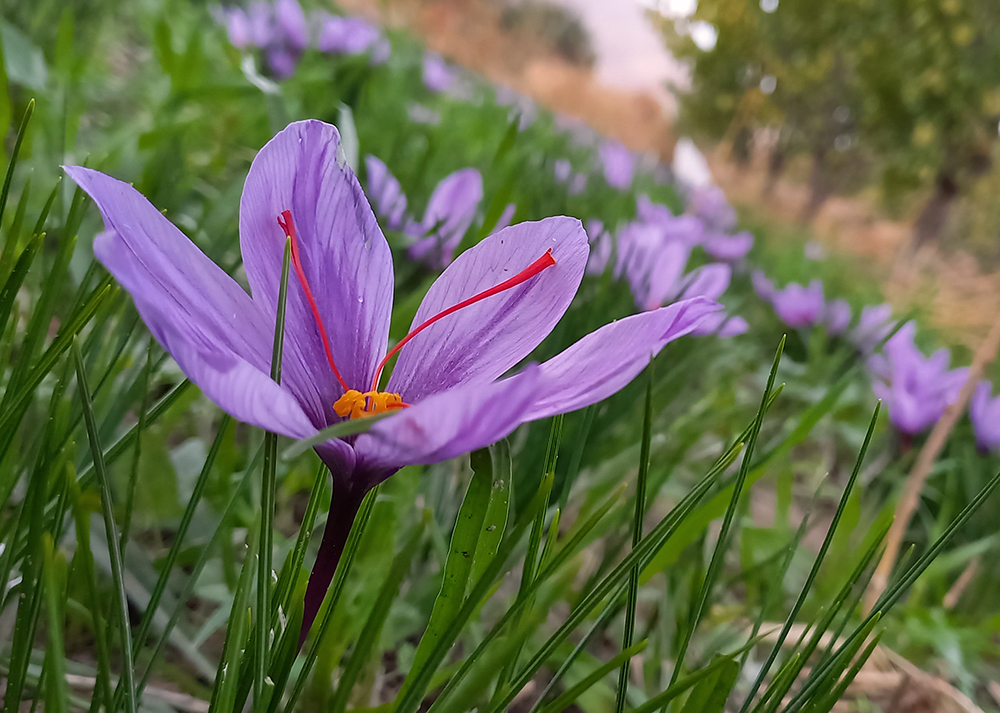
[{"left": 2, "top": 1, "right": 999, "bottom": 710}]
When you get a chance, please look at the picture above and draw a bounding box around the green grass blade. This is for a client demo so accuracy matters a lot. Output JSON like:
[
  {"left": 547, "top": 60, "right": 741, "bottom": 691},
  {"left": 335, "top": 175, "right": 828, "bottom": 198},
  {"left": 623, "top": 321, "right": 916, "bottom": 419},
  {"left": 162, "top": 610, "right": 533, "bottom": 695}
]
[
  {"left": 255, "top": 238, "right": 291, "bottom": 706},
  {"left": 209, "top": 525, "right": 260, "bottom": 713},
  {"left": 677, "top": 656, "right": 739, "bottom": 713},
  {"left": 77, "top": 377, "right": 192, "bottom": 489},
  {"left": 470, "top": 439, "right": 512, "bottom": 584},
  {"left": 41, "top": 534, "right": 69, "bottom": 713},
  {"left": 667, "top": 336, "right": 785, "bottom": 689},
  {"left": 330, "top": 516, "right": 427, "bottom": 713},
  {"left": 72, "top": 339, "right": 138, "bottom": 713},
  {"left": 0, "top": 99, "right": 33, "bottom": 232},
  {"left": 0, "top": 234, "right": 40, "bottom": 339},
  {"left": 119, "top": 341, "right": 154, "bottom": 553},
  {"left": 738, "top": 401, "right": 880, "bottom": 713},
  {"left": 136, "top": 450, "right": 260, "bottom": 698},
  {"left": 615, "top": 366, "right": 653, "bottom": 713},
  {"left": 539, "top": 640, "right": 648, "bottom": 713},
  {"left": 69, "top": 478, "right": 114, "bottom": 713}
]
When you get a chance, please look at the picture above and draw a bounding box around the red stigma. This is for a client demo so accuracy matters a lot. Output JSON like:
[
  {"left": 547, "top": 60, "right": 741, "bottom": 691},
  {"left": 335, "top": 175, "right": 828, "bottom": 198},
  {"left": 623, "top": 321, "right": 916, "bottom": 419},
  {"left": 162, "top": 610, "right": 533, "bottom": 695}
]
[
  {"left": 278, "top": 210, "right": 350, "bottom": 393},
  {"left": 370, "top": 248, "right": 557, "bottom": 391}
]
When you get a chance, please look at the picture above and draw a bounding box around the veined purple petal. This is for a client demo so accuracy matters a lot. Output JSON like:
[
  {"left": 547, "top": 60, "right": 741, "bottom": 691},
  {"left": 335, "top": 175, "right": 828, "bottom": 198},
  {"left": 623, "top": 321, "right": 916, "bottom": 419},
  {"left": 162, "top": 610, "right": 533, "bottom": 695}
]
[
  {"left": 358, "top": 365, "right": 542, "bottom": 472},
  {"left": 239, "top": 120, "right": 394, "bottom": 424},
  {"left": 388, "top": 217, "right": 589, "bottom": 402},
  {"left": 64, "top": 167, "right": 316, "bottom": 439},
  {"left": 365, "top": 155, "right": 408, "bottom": 231},
  {"left": 521, "top": 297, "right": 720, "bottom": 421}
]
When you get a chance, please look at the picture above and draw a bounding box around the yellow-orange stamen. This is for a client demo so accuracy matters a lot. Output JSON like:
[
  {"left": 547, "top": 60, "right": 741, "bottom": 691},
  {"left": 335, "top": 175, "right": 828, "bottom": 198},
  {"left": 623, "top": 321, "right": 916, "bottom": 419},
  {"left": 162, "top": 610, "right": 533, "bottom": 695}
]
[
  {"left": 370, "top": 248, "right": 557, "bottom": 391},
  {"left": 278, "top": 210, "right": 350, "bottom": 392},
  {"left": 334, "top": 389, "right": 409, "bottom": 420}
]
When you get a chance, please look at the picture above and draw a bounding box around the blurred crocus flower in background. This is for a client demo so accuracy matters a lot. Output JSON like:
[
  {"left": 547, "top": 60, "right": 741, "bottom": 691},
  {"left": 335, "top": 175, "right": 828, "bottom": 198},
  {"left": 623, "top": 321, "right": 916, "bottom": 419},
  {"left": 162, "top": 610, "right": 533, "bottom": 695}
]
[
  {"left": 215, "top": 0, "right": 308, "bottom": 78},
  {"left": 753, "top": 271, "right": 849, "bottom": 333},
  {"left": 365, "top": 155, "right": 408, "bottom": 231},
  {"left": 970, "top": 381, "right": 1000, "bottom": 453},
  {"left": 599, "top": 140, "right": 635, "bottom": 190},
  {"left": 423, "top": 52, "right": 455, "bottom": 94},
  {"left": 704, "top": 231, "right": 754, "bottom": 262},
  {"left": 555, "top": 159, "right": 588, "bottom": 196},
  {"left": 317, "top": 14, "right": 383, "bottom": 57},
  {"left": 584, "top": 219, "right": 612, "bottom": 275},
  {"left": 804, "top": 241, "right": 826, "bottom": 260},
  {"left": 405, "top": 168, "right": 483, "bottom": 268},
  {"left": 850, "top": 303, "right": 894, "bottom": 354},
  {"left": 869, "top": 321, "right": 968, "bottom": 436},
  {"left": 687, "top": 184, "right": 737, "bottom": 233}
]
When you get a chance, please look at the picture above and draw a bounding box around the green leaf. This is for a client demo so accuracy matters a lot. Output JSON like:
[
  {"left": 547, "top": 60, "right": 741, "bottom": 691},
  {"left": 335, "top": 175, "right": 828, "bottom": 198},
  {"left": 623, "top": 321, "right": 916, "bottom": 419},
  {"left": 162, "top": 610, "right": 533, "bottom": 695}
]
[
  {"left": 41, "top": 535, "right": 69, "bottom": 713},
  {"left": 540, "top": 640, "right": 648, "bottom": 713},
  {"left": 668, "top": 337, "right": 784, "bottom": 688},
  {"left": 402, "top": 448, "right": 500, "bottom": 704},
  {"left": 73, "top": 340, "right": 138, "bottom": 713},
  {"left": 470, "top": 440, "right": 512, "bottom": 584},
  {"left": 0, "top": 22, "right": 46, "bottom": 89},
  {"left": 678, "top": 656, "right": 738, "bottom": 713},
  {"left": 615, "top": 366, "right": 653, "bottom": 713}
]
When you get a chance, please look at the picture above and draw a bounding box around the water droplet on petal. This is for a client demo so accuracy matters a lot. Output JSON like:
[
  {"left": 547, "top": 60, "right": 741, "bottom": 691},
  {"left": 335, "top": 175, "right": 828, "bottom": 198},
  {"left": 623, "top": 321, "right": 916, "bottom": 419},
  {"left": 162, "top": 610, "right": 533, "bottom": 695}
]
[{"left": 358, "top": 296, "right": 364, "bottom": 303}]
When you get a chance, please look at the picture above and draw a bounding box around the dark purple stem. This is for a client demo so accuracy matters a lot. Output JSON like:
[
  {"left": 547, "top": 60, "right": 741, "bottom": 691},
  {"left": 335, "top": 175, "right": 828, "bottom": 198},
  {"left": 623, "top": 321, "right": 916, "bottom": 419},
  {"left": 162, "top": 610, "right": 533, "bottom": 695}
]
[{"left": 299, "top": 483, "right": 364, "bottom": 647}]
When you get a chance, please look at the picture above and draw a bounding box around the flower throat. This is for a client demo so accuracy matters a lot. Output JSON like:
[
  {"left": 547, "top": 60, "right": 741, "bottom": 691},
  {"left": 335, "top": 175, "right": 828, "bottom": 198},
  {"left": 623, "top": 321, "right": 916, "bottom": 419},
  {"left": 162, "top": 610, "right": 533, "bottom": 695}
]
[{"left": 277, "top": 210, "right": 556, "bottom": 419}]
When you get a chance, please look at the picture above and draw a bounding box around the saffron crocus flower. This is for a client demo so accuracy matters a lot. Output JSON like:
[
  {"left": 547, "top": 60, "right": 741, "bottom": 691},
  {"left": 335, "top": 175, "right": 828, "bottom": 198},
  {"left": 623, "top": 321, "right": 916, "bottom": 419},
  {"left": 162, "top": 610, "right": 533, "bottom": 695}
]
[
  {"left": 599, "top": 140, "right": 635, "bottom": 190},
  {"left": 756, "top": 275, "right": 825, "bottom": 329},
  {"left": 422, "top": 52, "right": 454, "bottom": 94},
  {"left": 687, "top": 184, "right": 736, "bottom": 233},
  {"left": 851, "top": 303, "right": 894, "bottom": 354},
  {"left": 704, "top": 231, "right": 754, "bottom": 262},
  {"left": 404, "top": 168, "right": 483, "bottom": 269},
  {"left": 317, "top": 15, "right": 382, "bottom": 56},
  {"left": 869, "top": 321, "right": 968, "bottom": 436},
  {"left": 970, "top": 381, "right": 1000, "bottom": 453},
  {"left": 823, "top": 298, "right": 852, "bottom": 335},
  {"left": 365, "top": 155, "right": 408, "bottom": 231},
  {"left": 66, "top": 120, "right": 719, "bottom": 641},
  {"left": 585, "top": 219, "right": 612, "bottom": 275},
  {"left": 274, "top": 0, "right": 308, "bottom": 52}
]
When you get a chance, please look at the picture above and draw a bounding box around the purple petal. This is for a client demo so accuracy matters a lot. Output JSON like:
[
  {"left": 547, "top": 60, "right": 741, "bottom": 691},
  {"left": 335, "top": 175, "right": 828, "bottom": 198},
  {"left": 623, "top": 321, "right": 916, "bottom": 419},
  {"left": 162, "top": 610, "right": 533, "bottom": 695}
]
[
  {"left": 492, "top": 203, "right": 517, "bottom": 234},
  {"left": 219, "top": 8, "right": 253, "bottom": 49},
  {"left": 599, "top": 140, "right": 635, "bottom": 190},
  {"left": 239, "top": 120, "right": 394, "bottom": 422},
  {"left": 643, "top": 242, "right": 690, "bottom": 310},
  {"left": 752, "top": 269, "right": 774, "bottom": 301},
  {"left": 357, "top": 365, "right": 542, "bottom": 471},
  {"left": 521, "top": 297, "right": 720, "bottom": 421},
  {"left": 692, "top": 312, "right": 749, "bottom": 337},
  {"left": 554, "top": 159, "right": 572, "bottom": 183},
  {"left": 823, "top": 299, "right": 852, "bottom": 335},
  {"left": 704, "top": 231, "right": 754, "bottom": 261},
  {"left": 274, "top": 0, "right": 308, "bottom": 51},
  {"left": 64, "top": 167, "right": 316, "bottom": 439},
  {"left": 681, "top": 263, "right": 731, "bottom": 301},
  {"left": 317, "top": 15, "right": 381, "bottom": 55},
  {"left": 267, "top": 48, "right": 299, "bottom": 80},
  {"left": 423, "top": 52, "right": 455, "bottom": 94},
  {"left": 388, "top": 217, "right": 589, "bottom": 402},
  {"left": 407, "top": 168, "right": 483, "bottom": 266},
  {"left": 365, "top": 155, "right": 408, "bottom": 231}
]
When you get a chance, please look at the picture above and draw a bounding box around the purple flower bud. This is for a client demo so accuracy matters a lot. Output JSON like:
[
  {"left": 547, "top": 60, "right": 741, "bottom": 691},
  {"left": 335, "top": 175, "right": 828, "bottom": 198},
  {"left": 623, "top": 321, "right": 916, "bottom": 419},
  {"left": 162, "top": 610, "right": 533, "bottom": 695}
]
[
  {"left": 599, "top": 140, "right": 635, "bottom": 190},
  {"left": 423, "top": 52, "right": 454, "bottom": 94},
  {"left": 274, "top": 0, "right": 308, "bottom": 51},
  {"left": 971, "top": 381, "right": 1000, "bottom": 453},
  {"left": 318, "top": 15, "right": 381, "bottom": 55}
]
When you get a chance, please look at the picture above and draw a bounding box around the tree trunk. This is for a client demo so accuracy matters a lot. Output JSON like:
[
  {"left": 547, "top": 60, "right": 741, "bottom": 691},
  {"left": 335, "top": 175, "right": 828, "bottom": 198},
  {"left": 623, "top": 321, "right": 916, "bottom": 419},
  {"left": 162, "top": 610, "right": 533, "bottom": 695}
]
[
  {"left": 800, "top": 146, "right": 830, "bottom": 222},
  {"left": 911, "top": 171, "right": 958, "bottom": 250},
  {"left": 761, "top": 144, "right": 785, "bottom": 200}
]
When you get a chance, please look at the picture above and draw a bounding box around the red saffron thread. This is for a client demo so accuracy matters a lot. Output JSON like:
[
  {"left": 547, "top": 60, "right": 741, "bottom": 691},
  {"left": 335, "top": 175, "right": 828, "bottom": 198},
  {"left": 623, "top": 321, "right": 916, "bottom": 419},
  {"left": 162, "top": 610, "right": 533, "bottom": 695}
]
[
  {"left": 278, "top": 210, "right": 350, "bottom": 392},
  {"left": 370, "top": 248, "right": 557, "bottom": 391}
]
